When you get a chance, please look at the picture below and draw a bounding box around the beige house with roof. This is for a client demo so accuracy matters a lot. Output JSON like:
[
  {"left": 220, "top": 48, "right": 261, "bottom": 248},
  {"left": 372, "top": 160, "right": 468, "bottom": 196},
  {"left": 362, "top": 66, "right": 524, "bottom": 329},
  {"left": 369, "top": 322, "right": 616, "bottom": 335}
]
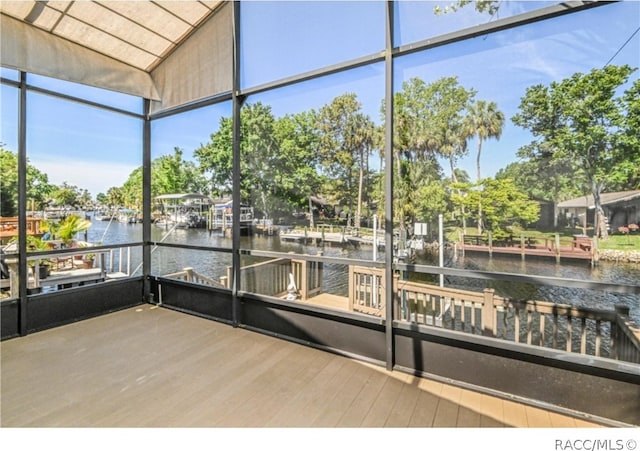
[{"left": 558, "top": 190, "right": 640, "bottom": 232}]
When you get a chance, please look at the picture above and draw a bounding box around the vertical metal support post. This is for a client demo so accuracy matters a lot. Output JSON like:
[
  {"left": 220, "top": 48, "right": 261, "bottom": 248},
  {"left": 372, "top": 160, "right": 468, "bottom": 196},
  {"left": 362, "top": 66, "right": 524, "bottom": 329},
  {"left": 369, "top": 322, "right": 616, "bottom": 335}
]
[
  {"left": 384, "top": 0, "right": 395, "bottom": 371},
  {"left": 439, "top": 214, "right": 444, "bottom": 288},
  {"left": 231, "top": 0, "right": 242, "bottom": 327},
  {"left": 142, "top": 99, "right": 152, "bottom": 302},
  {"left": 127, "top": 246, "right": 132, "bottom": 277},
  {"left": 18, "top": 71, "right": 28, "bottom": 335}
]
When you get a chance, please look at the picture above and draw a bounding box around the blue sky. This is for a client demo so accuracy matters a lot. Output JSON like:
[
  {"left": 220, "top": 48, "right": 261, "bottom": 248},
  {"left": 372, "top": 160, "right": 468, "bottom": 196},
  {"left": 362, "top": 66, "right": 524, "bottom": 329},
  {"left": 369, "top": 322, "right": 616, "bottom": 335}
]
[{"left": 1, "top": 1, "right": 639, "bottom": 197}]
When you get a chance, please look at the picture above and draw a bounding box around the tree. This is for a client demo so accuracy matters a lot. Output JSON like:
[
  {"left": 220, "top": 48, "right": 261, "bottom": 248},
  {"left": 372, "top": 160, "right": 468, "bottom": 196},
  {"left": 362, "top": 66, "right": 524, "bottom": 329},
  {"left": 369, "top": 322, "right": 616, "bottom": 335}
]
[
  {"left": 1, "top": 147, "right": 53, "bottom": 216},
  {"left": 51, "top": 182, "right": 83, "bottom": 208},
  {"left": 272, "top": 111, "right": 323, "bottom": 225},
  {"left": 512, "top": 64, "right": 639, "bottom": 239},
  {"left": 96, "top": 192, "right": 108, "bottom": 205},
  {"left": 389, "top": 77, "right": 474, "bottom": 234},
  {"left": 414, "top": 180, "right": 449, "bottom": 229},
  {"left": 620, "top": 78, "right": 640, "bottom": 189},
  {"left": 316, "top": 93, "right": 377, "bottom": 229},
  {"left": 105, "top": 186, "right": 125, "bottom": 208},
  {"left": 196, "top": 103, "right": 322, "bottom": 221},
  {"left": 496, "top": 159, "right": 583, "bottom": 229},
  {"left": 120, "top": 147, "right": 208, "bottom": 211},
  {"left": 194, "top": 116, "right": 234, "bottom": 197},
  {"left": 465, "top": 99, "right": 505, "bottom": 233},
  {"left": 452, "top": 177, "right": 540, "bottom": 236},
  {"left": 466, "top": 100, "right": 505, "bottom": 183},
  {"left": 78, "top": 189, "right": 93, "bottom": 210},
  {"left": 195, "top": 102, "right": 277, "bottom": 213},
  {"left": 434, "top": 0, "right": 500, "bottom": 16}
]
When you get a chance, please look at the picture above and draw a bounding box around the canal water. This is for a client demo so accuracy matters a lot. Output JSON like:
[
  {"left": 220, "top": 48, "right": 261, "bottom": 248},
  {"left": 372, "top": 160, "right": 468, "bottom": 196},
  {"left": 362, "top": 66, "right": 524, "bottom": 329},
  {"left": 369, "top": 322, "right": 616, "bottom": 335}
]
[{"left": 85, "top": 218, "right": 640, "bottom": 323}]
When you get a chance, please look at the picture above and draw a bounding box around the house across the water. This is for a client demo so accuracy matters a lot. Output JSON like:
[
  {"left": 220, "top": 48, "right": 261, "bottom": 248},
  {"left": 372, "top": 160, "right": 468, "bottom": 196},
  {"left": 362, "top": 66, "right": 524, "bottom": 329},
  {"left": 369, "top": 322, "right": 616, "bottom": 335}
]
[{"left": 558, "top": 190, "right": 640, "bottom": 232}]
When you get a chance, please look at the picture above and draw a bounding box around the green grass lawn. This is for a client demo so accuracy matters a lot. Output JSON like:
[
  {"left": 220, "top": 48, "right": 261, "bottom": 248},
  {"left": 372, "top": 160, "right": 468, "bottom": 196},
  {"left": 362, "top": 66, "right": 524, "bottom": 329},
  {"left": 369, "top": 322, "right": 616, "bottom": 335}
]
[
  {"left": 597, "top": 233, "right": 640, "bottom": 250},
  {"left": 444, "top": 226, "right": 640, "bottom": 251}
]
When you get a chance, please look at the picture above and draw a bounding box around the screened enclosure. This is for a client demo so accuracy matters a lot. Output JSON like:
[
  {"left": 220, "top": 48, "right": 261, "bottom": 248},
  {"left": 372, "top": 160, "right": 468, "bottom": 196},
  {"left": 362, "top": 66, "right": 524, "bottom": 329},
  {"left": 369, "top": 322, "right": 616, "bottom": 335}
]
[{"left": 1, "top": 1, "right": 639, "bottom": 426}]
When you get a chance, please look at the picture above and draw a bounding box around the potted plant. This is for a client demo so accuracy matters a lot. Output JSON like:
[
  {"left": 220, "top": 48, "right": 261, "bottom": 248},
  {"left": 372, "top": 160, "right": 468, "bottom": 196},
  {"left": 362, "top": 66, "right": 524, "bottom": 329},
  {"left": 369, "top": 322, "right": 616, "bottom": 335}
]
[
  {"left": 25, "top": 236, "right": 52, "bottom": 279},
  {"left": 82, "top": 253, "right": 95, "bottom": 269}
]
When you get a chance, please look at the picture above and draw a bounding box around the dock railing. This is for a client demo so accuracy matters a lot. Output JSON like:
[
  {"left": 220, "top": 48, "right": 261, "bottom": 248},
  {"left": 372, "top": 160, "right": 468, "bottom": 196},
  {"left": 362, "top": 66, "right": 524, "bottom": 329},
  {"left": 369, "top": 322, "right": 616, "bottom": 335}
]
[
  {"left": 349, "top": 266, "right": 398, "bottom": 317},
  {"left": 217, "top": 256, "right": 323, "bottom": 299},
  {"left": 159, "top": 259, "right": 640, "bottom": 363},
  {"left": 612, "top": 305, "right": 640, "bottom": 363},
  {"left": 163, "top": 267, "right": 225, "bottom": 288},
  {"left": 345, "top": 266, "right": 639, "bottom": 363},
  {"left": 460, "top": 233, "right": 594, "bottom": 263},
  {"left": 395, "top": 279, "right": 640, "bottom": 363}
]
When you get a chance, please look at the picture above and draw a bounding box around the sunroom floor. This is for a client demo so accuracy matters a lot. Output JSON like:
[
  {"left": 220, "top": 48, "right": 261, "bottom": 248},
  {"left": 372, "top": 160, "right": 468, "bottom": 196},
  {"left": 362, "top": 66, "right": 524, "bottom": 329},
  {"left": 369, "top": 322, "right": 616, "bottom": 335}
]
[{"left": 0, "top": 305, "right": 603, "bottom": 428}]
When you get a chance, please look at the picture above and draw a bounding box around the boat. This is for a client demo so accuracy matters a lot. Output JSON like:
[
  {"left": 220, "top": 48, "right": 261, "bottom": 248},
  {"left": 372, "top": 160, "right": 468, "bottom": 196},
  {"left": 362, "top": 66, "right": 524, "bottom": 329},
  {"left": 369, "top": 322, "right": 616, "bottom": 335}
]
[
  {"left": 209, "top": 200, "right": 254, "bottom": 230},
  {"left": 153, "top": 217, "right": 175, "bottom": 228},
  {"left": 94, "top": 209, "right": 115, "bottom": 221},
  {"left": 154, "top": 193, "right": 213, "bottom": 229},
  {"left": 117, "top": 209, "right": 139, "bottom": 224}
]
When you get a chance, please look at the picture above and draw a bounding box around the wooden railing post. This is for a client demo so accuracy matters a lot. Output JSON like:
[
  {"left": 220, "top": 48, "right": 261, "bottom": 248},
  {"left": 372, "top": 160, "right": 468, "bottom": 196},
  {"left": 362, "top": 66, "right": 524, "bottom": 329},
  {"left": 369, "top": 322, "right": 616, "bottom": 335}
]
[
  {"left": 488, "top": 232, "right": 493, "bottom": 257},
  {"left": 294, "top": 259, "right": 308, "bottom": 300},
  {"left": 482, "top": 288, "right": 496, "bottom": 337},
  {"left": 612, "top": 304, "right": 630, "bottom": 360},
  {"left": 348, "top": 265, "right": 355, "bottom": 312},
  {"left": 226, "top": 266, "right": 233, "bottom": 289},
  {"left": 317, "top": 251, "right": 323, "bottom": 296}
]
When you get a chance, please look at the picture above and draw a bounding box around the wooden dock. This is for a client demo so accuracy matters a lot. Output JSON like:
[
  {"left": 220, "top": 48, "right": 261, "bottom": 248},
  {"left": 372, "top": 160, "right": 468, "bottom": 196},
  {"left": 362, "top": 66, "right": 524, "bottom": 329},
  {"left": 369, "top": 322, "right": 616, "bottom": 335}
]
[
  {"left": 280, "top": 230, "right": 349, "bottom": 245},
  {"left": 461, "top": 243, "right": 593, "bottom": 261},
  {"left": 460, "top": 234, "right": 594, "bottom": 262},
  {"left": 279, "top": 226, "right": 382, "bottom": 248}
]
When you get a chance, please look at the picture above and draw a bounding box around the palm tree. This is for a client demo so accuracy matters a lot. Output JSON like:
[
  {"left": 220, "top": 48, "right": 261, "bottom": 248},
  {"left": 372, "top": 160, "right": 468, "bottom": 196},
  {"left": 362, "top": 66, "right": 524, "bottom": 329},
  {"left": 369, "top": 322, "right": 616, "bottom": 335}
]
[
  {"left": 467, "top": 100, "right": 505, "bottom": 182},
  {"left": 466, "top": 100, "right": 505, "bottom": 233},
  {"left": 439, "top": 123, "right": 471, "bottom": 233}
]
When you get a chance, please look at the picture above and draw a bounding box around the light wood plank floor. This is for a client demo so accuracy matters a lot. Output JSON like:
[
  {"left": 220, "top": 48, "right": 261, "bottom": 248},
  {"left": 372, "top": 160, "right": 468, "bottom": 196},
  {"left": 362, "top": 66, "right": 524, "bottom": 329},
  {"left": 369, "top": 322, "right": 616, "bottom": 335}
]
[{"left": 0, "top": 305, "right": 603, "bottom": 428}]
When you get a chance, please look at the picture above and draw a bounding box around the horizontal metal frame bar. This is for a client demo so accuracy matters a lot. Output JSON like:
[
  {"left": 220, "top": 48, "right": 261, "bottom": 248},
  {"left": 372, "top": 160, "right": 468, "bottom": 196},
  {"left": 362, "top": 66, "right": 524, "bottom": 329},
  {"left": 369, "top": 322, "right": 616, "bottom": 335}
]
[
  {"left": 148, "top": 90, "right": 233, "bottom": 120},
  {"left": 393, "top": 319, "right": 640, "bottom": 380},
  {"left": 0, "top": 76, "right": 20, "bottom": 87},
  {"left": 240, "top": 248, "right": 386, "bottom": 268},
  {"left": 392, "top": 364, "right": 635, "bottom": 428},
  {"left": 154, "top": 274, "right": 229, "bottom": 293},
  {"left": 149, "top": 241, "right": 232, "bottom": 254},
  {"left": 394, "top": 1, "right": 606, "bottom": 58},
  {"left": 239, "top": 289, "right": 385, "bottom": 326},
  {"left": 1, "top": 1, "right": 607, "bottom": 123},
  {"left": 14, "top": 242, "right": 144, "bottom": 260},
  {"left": 238, "top": 51, "right": 385, "bottom": 98},
  {"left": 24, "top": 84, "right": 144, "bottom": 119},
  {"left": 146, "top": 243, "right": 639, "bottom": 296}
]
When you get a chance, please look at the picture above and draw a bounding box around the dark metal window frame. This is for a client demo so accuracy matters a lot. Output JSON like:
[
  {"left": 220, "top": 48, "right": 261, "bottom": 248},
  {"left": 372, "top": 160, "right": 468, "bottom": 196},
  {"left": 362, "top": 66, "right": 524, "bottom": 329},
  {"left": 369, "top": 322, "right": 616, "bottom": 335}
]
[{"left": 1, "top": 0, "right": 635, "bottom": 376}]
